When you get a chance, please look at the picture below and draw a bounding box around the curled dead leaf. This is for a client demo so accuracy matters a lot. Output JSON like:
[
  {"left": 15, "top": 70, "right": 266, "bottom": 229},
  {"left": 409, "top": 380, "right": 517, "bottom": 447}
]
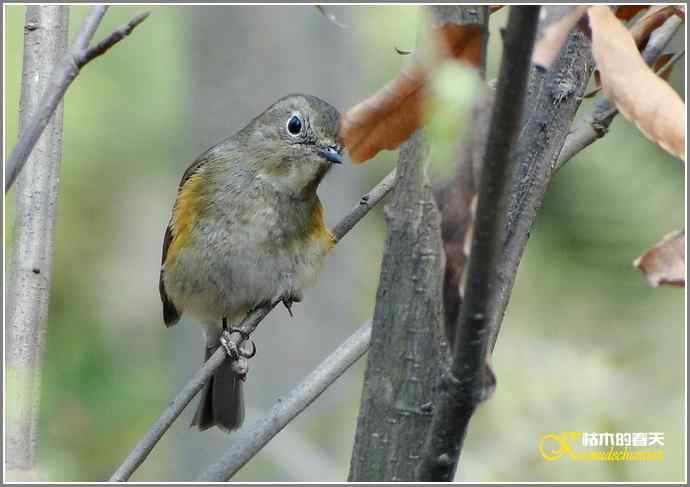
[
  {"left": 615, "top": 5, "right": 649, "bottom": 21},
  {"left": 587, "top": 51, "right": 681, "bottom": 98},
  {"left": 338, "top": 16, "right": 488, "bottom": 163},
  {"left": 634, "top": 230, "right": 685, "bottom": 287},
  {"left": 532, "top": 6, "right": 588, "bottom": 69},
  {"left": 588, "top": 5, "right": 686, "bottom": 161}
]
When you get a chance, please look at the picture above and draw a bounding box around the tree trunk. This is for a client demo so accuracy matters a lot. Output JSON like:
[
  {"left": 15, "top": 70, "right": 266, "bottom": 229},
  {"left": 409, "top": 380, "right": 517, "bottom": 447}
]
[
  {"left": 6, "top": 5, "right": 68, "bottom": 481},
  {"left": 348, "top": 132, "right": 445, "bottom": 481}
]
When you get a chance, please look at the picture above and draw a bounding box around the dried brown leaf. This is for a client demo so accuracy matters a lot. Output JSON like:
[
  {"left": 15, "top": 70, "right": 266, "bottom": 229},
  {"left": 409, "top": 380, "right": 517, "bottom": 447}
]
[
  {"left": 338, "top": 22, "right": 484, "bottom": 163},
  {"left": 584, "top": 52, "right": 680, "bottom": 99},
  {"left": 615, "top": 5, "right": 649, "bottom": 21},
  {"left": 532, "top": 6, "right": 588, "bottom": 69},
  {"left": 634, "top": 230, "right": 685, "bottom": 287},
  {"left": 589, "top": 5, "right": 686, "bottom": 160}
]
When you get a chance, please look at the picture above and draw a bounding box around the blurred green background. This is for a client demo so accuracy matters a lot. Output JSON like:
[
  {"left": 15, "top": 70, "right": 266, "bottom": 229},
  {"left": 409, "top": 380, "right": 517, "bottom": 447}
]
[{"left": 4, "top": 5, "right": 685, "bottom": 482}]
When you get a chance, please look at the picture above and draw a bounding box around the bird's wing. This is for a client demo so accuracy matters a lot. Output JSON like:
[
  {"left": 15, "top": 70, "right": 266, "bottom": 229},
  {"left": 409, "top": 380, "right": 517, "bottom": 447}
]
[{"left": 159, "top": 156, "right": 208, "bottom": 327}]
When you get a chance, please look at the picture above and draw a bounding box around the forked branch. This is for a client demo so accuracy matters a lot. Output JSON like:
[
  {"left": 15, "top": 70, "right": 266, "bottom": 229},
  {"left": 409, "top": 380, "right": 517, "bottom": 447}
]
[{"left": 5, "top": 6, "right": 150, "bottom": 192}]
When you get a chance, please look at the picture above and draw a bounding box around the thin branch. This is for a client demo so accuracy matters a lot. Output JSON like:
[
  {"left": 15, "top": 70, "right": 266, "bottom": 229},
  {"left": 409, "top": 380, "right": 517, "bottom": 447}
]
[
  {"left": 416, "top": 6, "right": 541, "bottom": 481},
  {"left": 78, "top": 12, "right": 150, "bottom": 67},
  {"left": 197, "top": 320, "right": 373, "bottom": 481},
  {"left": 72, "top": 5, "right": 107, "bottom": 50},
  {"left": 331, "top": 168, "right": 396, "bottom": 241},
  {"left": 314, "top": 5, "right": 348, "bottom": 29},
  {"left": 110, "top": 169, "right": 397, "bottom": 482},
  {"left": 5, "top": 8, "right": 150, "bottom": 192},
  {"left": 6, "top": 6, "right": 68, "bottom": 481},
  {"left": 554, "top": 15, "right": 683, "bottom": 170}
]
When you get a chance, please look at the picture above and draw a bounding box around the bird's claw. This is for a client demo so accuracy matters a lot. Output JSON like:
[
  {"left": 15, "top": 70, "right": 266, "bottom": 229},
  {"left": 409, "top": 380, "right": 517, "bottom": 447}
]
[{"left": 220, "top": 329, "right": 239, "bottom": 360}]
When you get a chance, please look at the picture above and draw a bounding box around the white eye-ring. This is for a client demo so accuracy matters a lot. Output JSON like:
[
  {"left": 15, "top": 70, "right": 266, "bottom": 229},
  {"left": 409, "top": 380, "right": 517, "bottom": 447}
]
[{"left": 286, "top": 113, "right": 303, "bottom": 136}]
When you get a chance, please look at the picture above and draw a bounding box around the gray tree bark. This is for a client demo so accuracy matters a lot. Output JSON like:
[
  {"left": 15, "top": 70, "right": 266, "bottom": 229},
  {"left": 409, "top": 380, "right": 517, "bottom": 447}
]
[
  {"left": 348, "top": 6, "right": 486, "bottom": 481},
  {"left": 6, "top": 5, "right": 68, "bottom": 480},
  {"left": 348, "top": 132, "right": 445, "bottom": 481},
  {"left": 488, "top": 28, "right": 594, "bottom": 351}
]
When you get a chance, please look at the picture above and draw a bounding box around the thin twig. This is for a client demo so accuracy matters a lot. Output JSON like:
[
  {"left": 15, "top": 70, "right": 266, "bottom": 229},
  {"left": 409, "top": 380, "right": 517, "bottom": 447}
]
[
  {"left": 554, "top": 15, "right": 683, "bottom": 170},
  {"left": 5, "top": 8, "right": 150, "bottom": 192},
  {"left": 6, "top": 6, "right": 68, "bottom": 481},
  {"left": 314, "top": 5, "right": 348, "bottom": 29},
  {"left": 416, "top": 7, "right": 541, "bottom": 481},
  {"left": 197, "top": 320, "right": 372, "bottom": 481},
  {"left": 77, "top": 12, "right": 150, "bottom": 67},
  {"left": 656, "top": 49, "right": 685, "bottom": 79},
  {"left": 72, "top": 5, "right": 107, "bottom": 50},
  {"left": 110, "top": 169, "right": 397, "bottom": 482}
]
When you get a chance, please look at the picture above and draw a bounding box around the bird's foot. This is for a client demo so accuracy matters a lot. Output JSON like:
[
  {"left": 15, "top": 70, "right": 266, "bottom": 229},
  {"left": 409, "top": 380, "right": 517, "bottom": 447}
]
[
  {"left": 219, "top": 319, "right": 256, "bottom": 380},
  {"left": 219, "top": 329, "right": 240, "bottom": 360}
]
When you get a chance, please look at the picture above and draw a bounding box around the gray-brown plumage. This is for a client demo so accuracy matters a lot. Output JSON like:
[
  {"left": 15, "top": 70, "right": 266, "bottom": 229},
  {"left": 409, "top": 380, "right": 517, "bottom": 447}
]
[{"left": 160, "top": 94, "right": 343, "bottom": 432}]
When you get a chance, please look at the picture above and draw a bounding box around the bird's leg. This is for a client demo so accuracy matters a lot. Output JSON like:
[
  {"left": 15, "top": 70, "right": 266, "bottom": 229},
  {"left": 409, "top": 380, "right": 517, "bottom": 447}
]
[
  {"left": 219, "top": 317, "right": 256, "bottom": 381},
  {"left": 219, "top": 317, "right": 239, "bottom": 359}
]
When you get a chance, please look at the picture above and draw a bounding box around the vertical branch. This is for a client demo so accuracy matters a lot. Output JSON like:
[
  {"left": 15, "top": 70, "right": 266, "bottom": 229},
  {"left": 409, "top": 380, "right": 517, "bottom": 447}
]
[
  {"left": 348, "top": 131, "right": 445, "bottom": 482},
  {"left": 416, "top": 6, "right": 541, "bottom": 481},
  {"left": 348, "top": 7, "right": 488, "bottom": 481},
  {"left": 6, "top": 5, "right": 69, "bottom": 480}
]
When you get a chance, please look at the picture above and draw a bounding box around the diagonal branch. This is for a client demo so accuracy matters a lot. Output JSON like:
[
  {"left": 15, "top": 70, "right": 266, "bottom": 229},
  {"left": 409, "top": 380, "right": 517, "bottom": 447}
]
[
  {"left": 5, "top": 7, "right": 150, "bottom": 192},
  {"left": 197, "top": 320, "right": 373, "bottom": 481},
  {"left": 109, "top": 169, "right": 397, "bottom": 482}
]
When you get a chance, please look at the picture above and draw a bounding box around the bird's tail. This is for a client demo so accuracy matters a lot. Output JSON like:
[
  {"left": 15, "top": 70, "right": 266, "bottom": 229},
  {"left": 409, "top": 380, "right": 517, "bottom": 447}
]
[{"left": 191, "top": 329, "right": 245, "bottom": 433}]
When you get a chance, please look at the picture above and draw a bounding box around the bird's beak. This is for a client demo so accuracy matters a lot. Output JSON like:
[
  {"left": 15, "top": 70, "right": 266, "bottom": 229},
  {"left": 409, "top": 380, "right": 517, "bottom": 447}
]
[{"left": 318, "top": 146, "right": 344, "bottom": 165}]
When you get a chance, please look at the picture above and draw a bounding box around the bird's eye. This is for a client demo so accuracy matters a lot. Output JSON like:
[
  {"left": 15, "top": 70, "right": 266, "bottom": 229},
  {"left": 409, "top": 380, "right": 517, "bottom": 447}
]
[{"left": 287, "top": 114, "right": 302, "bottom": 136}]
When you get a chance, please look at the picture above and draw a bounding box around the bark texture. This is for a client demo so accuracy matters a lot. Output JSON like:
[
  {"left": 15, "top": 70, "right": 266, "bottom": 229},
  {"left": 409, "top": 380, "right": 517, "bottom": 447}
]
[
  {"left": 349, "top": 132, "right": 445, "bottom": 481},
  {"left": 488, "top": 28, "right": 594, "bottom": 350},
  {"left": 6, "top": 5, "right": 68, "bottom": 480},
  {"left": 417, "top": 7, "right": 541, "bottom": 480}
]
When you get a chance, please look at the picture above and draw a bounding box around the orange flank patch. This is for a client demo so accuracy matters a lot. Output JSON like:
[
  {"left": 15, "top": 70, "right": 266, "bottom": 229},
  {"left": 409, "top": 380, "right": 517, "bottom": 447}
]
[
  {"left": 307, "top": 199, "right": 335, "bottom": 252},
  {"left": 167, "top": 173, "right": 206, "bottom": 264}
]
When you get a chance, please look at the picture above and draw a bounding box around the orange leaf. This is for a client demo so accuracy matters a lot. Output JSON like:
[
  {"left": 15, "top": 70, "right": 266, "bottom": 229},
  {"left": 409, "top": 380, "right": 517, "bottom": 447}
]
[
  {"left": 588, "top": 5, "right": 686, "bottom": 161},
  {"left": 615, "top": 5, "right": 649, "bottom": 21},
  {"left": 634, "top": 230, "right": 685, "bottom": 287},
  {"left": 532, "top": 6, "right": 588, "bottom": 69},
  {"left": 338, "top": 20, "right": 485, "bottom": 163}
]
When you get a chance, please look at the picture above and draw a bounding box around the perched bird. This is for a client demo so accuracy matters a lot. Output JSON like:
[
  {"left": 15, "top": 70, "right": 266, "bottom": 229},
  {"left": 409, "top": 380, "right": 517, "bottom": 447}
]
[{"left": 159, "top": 94, "right": 343, "bottom": 432}]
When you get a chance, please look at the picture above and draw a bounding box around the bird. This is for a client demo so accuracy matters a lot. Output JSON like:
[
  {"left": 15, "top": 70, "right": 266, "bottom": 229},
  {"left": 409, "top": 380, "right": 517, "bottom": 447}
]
[{"left": 159, "top": 94, "right": 343, "bottom": 432}]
